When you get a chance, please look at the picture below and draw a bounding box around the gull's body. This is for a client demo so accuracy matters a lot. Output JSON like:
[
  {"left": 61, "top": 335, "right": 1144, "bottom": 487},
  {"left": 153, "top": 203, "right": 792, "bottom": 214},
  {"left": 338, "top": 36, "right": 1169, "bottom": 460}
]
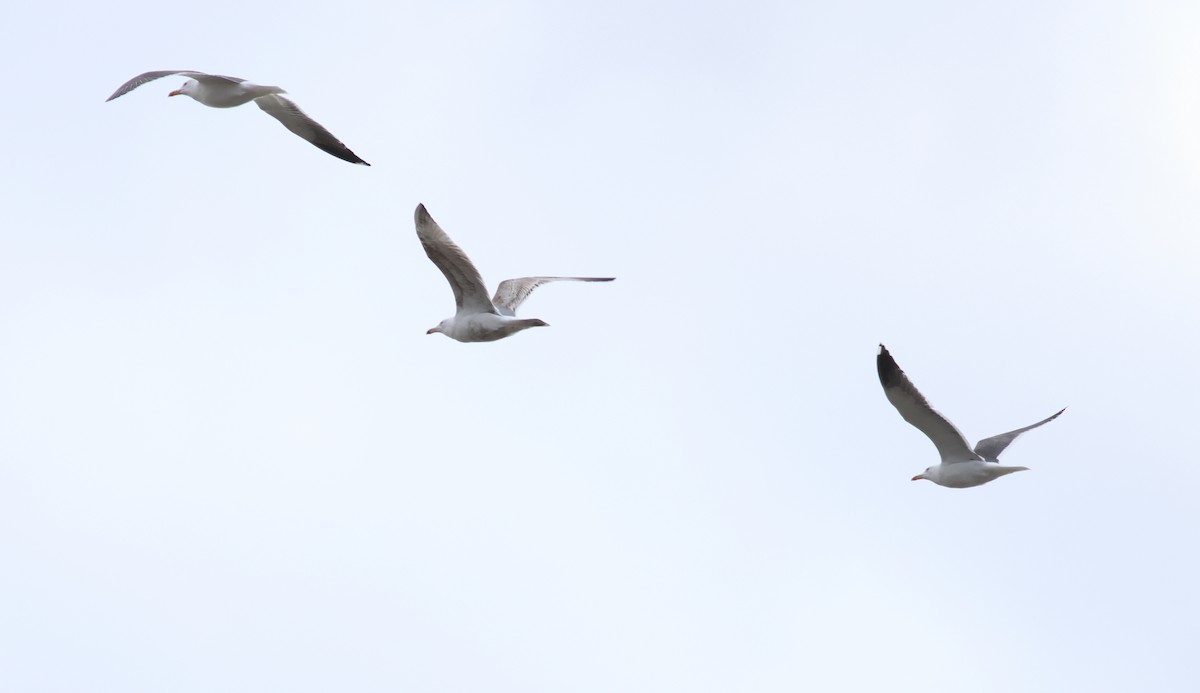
[
  {"left": 876, "top": 344, "right": 1064, "bottom": 488},
  {"left": 106, "top": 70, "right": 369, "bottom": 165},
  {"left": 414, "top": 204, "right": 613, "bottom": 343},
  {"left": 432, "top": 312, "right": 546, "bottom": 343}
]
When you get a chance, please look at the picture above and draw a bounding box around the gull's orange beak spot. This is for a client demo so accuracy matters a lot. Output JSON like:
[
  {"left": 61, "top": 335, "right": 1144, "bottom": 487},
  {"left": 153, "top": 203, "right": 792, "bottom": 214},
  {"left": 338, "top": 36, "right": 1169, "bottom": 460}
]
[{"left": 168, "top": 89, "right": 183, "bottom": 97}]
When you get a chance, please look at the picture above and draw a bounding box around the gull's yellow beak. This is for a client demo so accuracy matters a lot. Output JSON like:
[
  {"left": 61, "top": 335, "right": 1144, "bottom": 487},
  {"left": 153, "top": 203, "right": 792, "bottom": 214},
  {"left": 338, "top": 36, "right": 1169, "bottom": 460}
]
[{"left": 168, "top": 89, "right": 183, "bottom": 97}]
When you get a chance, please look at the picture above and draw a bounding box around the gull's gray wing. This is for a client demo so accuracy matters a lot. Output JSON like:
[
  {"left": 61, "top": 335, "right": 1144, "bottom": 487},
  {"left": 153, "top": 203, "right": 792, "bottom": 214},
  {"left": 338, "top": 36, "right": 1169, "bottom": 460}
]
[
  {"left": 414, "top": 204, "right": 497, "bottom": 316},
  {"left": 492, "top": 277, "right": 614, "bottom": 316},
  {"left": 877, "top": 344, "right": 983, "bottom": 464},
  {"left": 974, "top": 408, "right": 1065, "bottom": 462},
  {"left": 253, "top": 94, "right": 369, "bottom": 165},
  {"left": 105, "top": 70, "right": 243, "bottom": 101}
]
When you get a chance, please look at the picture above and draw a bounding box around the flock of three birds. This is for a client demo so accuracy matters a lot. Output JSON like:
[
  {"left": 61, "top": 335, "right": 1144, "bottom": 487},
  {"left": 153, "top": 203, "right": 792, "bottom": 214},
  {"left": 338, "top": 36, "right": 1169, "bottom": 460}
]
[{"left": 106, "top": 69, "right": 1066, "bottom": 489}]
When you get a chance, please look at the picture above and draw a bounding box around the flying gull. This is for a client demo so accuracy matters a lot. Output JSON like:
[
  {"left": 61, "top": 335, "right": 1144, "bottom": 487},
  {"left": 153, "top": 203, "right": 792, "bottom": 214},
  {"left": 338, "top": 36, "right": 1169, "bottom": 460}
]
[
  {"left": 877, "top": 344, "right": 1064, "bottom": 488},
  {"left": 415, "top": 204, "right": 613, "bottom": 342},
  {"left": 106, "top": 70, "right": 369, "bottom": 165}
]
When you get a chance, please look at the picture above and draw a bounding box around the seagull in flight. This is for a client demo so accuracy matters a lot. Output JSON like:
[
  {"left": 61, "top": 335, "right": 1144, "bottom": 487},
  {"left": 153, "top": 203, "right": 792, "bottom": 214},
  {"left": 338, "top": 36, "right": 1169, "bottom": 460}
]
[
  {"left": 877, "top": 344, "right": 1064, "bottom": 488},
  {"left": 106, "top": 70, "right": 370, "bottom": 165},
  {"left": 415, "top": 204, "right": 614, "bottom": 343}
]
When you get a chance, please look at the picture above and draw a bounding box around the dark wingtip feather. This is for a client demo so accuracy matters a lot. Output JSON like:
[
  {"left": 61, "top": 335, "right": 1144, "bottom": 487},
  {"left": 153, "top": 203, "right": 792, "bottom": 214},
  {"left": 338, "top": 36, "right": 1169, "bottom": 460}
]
[
  {"left": 316, "top": 143, "right": 369, "bottom": 166},
  {"left": 876, "top": 343, "right": 901, "bottom": 388}
]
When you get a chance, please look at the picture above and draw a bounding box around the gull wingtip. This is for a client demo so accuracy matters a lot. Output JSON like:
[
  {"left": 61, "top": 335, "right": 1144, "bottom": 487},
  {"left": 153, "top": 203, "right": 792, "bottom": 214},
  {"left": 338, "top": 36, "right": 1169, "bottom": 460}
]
[{"left": 876, "top": 344, "right": 900, "bottom": 386}]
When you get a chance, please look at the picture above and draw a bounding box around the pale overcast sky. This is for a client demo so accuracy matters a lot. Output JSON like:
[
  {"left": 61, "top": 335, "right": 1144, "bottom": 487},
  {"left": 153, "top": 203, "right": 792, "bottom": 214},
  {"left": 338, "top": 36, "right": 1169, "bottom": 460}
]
[{"left": 1, "top": 1, "right": 1198, "bottom": 691}]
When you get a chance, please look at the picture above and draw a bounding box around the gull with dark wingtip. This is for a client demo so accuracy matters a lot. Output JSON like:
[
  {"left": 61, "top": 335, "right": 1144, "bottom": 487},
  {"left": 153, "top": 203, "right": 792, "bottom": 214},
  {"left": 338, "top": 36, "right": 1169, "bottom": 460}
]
[
  {"left": 415, "top": 204, "right": 614, "bottom": 343},
  {"left": 106, "top": 70, "right": 370, "bottom": 165},
  {"left": 876, "top": 344, "right": 1064, "bottom": 488}
]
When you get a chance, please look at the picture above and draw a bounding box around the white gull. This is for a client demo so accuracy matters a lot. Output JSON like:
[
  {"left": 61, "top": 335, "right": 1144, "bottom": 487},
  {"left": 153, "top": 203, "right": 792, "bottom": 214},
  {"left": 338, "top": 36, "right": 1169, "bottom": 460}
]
[
  {"left": 415, "top": 204, "right": 613, "bottom": 343},
  {"left": 877, "top": 344, "right": 1064, "bottom": 488},
  {"left": 106, "top": 70, "right": 369, "bottom": 165}
]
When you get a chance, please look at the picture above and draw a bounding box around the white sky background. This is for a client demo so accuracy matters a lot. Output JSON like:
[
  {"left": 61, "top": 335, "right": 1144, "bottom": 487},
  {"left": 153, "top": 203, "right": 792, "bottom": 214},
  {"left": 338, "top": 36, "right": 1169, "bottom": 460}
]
[{"left": 1, "top": 0, "right": 1198, "bottom": 690}]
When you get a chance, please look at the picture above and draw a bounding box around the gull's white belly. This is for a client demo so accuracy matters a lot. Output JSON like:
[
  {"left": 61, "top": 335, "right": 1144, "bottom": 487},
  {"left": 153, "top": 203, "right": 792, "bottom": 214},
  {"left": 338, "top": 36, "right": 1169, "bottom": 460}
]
[
  {"left": 931, "top": 461, "right": 1028, "bottom": 488},
  {"left": 935, "top": 462, "right": 994, "bottom": 488},
  {"left": 193, "top": 82, "right": 266, "bottom": 108},
  {"left": 442, "top": 314, "right": 537, "bottom": 343}
]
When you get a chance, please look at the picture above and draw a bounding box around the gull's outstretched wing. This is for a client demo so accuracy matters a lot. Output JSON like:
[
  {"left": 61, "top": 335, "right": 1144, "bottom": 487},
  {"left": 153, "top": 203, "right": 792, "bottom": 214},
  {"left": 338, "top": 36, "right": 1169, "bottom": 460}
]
[
  {"left": 877, "top": 344, "right": 983, "bottom": 464},
  {"left": 414, "top": 204, "right": 497, "bottom": 316},
  {"left": 254, "top": 94, "right": 369, "bottom": 165},
  {"left": 492, "top": 277, "right": 614, "bottom": 316},
  {"left": 106, "top": 70, "right": 242, "bottom": 101},
  {"left": 974, "top": 408, "right": 1065, "bottom": 462}
]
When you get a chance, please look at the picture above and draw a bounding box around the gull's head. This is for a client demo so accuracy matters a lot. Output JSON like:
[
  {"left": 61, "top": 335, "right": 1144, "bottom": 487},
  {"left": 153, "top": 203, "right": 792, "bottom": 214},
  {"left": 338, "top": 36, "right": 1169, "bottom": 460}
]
[
  {"left": 168, "top": 79, "right": 197, "bottom": 98},
  {"left": 426, "top": 319, "right": 449, "bottom": 336},
  {"left": 912, "top": 466, "right": 936, "bottom": 482}
]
